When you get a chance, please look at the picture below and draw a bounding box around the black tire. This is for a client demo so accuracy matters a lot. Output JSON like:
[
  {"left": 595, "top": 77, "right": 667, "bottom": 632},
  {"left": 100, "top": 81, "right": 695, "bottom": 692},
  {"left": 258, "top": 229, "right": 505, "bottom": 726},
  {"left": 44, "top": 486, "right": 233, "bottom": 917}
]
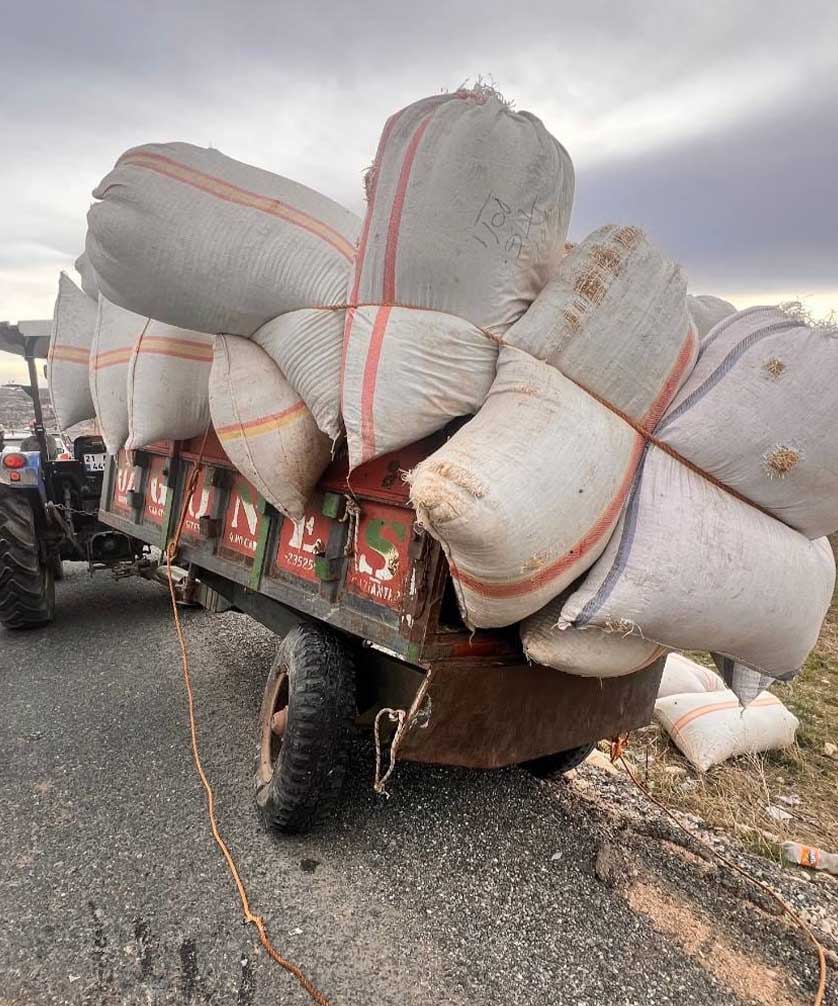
[
  {"left": 0, "top": 488, "right": 56, "bottom": 630},
  {"left": 255, "top": 623, "right": 356, "bottom": 834},
  {"left": 523, "top": 742, "right": 596, "bottom": 779}
]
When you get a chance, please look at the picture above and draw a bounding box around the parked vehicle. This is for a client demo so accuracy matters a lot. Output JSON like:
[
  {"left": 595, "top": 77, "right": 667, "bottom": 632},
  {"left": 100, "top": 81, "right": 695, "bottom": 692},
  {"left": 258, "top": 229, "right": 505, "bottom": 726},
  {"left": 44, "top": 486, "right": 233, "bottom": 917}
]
[
  {"left": 0, "top": 322, "right": 146, "bottom": 628},
  {"left": 95, "top": 428, "right": 664, "bottom": 832}
]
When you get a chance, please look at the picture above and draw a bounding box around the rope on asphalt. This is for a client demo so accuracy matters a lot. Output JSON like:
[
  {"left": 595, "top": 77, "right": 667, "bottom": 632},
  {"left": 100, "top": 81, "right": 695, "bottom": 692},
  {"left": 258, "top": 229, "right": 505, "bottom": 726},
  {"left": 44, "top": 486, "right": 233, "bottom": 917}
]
[{"left": 164, "top": 427, "right": 330, "bottom": 1006}]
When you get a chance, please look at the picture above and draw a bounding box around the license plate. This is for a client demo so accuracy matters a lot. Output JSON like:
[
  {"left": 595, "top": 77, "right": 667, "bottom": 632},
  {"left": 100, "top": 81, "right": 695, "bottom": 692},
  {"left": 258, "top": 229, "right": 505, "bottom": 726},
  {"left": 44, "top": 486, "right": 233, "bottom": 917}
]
[{"left": 83, "top": 453, "right": 106, "bottom": 472}]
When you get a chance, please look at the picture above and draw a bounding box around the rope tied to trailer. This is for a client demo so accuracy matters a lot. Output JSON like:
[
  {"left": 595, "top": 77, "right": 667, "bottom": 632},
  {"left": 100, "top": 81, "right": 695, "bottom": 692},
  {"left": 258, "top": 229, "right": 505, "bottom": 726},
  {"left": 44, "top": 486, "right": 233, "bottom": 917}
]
[
  {"left": 372, "top": 667, "right": 437, "bottom": 797},
  {"left": 164, "top": 425, "right": 331, "bottom": 1006},
  {"left": 610, "top": 736, "right": 827, "bottom": 1006}
]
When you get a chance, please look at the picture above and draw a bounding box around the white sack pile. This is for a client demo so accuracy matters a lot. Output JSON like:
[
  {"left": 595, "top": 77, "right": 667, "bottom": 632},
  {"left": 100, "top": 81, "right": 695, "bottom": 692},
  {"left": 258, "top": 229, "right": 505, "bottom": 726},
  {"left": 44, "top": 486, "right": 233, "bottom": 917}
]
[
  {"left": 66, "top": 86, "right": 837, "bottom": 702},
  {"left": 653, "top": 653, "right": 800, "bottom": 770}
]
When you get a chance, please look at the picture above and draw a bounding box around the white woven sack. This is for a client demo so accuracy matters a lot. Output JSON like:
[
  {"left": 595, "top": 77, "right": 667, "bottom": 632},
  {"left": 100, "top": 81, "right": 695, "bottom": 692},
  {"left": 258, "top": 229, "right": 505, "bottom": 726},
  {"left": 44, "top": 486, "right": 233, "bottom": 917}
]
[
  {"left": 657, "top": 653, "right": 725, "bottom": 699},
  {"left": 560, "top": 447, "right": 836, "bottom": 679},
  {"left": 74, "top": 251, "right": 101, "bottom": 301},
  {"left": 686, "top": 294, "right": 735, "bottom": 340},
  {"left": 410, "top": 347, "right": 640, "bottom": 628},
  {"left": 505, "top": 225, "right": 696, "bottom": 423},
  {"left": 90, "top": 298, "right": 148, "bottom": 455},
  {"left": 209, "top": 336, "right": 331, "bottom": 521},
  {"left": 48, "top": 273, "right": 97, "bottom": 429},
  {"left": 342, "top": 88, "right": 574, "bottom": 468},
  {"left": 522, "top": 599, "right": 664, "bottom": 677},
  {"left": 252, "top": 309, "right": 344, "bottom": 442},
  {"left": 657, "top": 306, "right": 838, "bottom": 538},
  {"left": 86, "top": 143, "right": 360, "bottom": 336},
  {"left": 654, "top": 689, "right": 798, "bottom": 772},
  {"left": 126, "top": 323, "right": 214, "bottom": 449}
]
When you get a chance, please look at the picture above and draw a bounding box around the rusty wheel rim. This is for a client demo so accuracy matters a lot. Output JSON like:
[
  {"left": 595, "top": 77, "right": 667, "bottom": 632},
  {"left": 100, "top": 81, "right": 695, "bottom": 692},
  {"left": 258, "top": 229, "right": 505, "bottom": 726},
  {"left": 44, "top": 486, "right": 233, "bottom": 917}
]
[{"left": 256, "top": 669, "right": 289, "bottom": 798}]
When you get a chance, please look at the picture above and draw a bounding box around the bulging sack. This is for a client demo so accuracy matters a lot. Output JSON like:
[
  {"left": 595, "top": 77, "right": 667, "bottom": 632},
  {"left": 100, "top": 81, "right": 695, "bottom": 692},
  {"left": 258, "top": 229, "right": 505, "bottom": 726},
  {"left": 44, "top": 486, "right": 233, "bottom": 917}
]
[
  {"left": 505, "top": 225, "right": 696, "bottom": 423},
  {"left": 343, "top": 88, "right": 574, "bottom": 468},
  {"left": 48, "top": 273, "right": 97, "bottom": 429},
  {"left": 686, "top": 294, "right": 736, "bottom": 340},
  {"left": 126, "top": 323, "right": 214, "bottom": 449},
  {"left": 521, "top": 597, "right": 664, "bottom": 677},
  {"left": 252, "top": 309, "right": 344, "bottom": 442},
  {"left": 209, "top": 336, "right": 331, "bottom": 520},
  {"left": 90, "top": 298, "right": 148, "bottom": 455},
  {"left": 74, "top": 251, "right": 101, "bottom": 301},
  {"left": 657, "top": 653, "right": 724, "bottom": 699},
  {"left": 657, "top": 306, "right": 838, "bottom": 538},
  {"left": 409, "top": 347, "right": 642, "bottom": 628},
  {"left": 559, "top": 447, "right": 836, "bottom": 679},
  {"left": 654, "top": 689, "right": 798, "bottom": 772},
  {"left": 341, "top": 305, "right": 498, "bottom": 466},
  {"left": 86, "top": 142, "right": 360, "bottom": 336}
]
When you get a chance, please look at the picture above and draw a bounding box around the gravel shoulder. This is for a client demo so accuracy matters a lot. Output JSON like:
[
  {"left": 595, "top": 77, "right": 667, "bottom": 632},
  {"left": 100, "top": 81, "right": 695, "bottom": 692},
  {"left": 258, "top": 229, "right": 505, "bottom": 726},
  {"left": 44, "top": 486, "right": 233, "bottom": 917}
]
[{"left": 0, "top": 563, "right": 834, "bottom": 1005}]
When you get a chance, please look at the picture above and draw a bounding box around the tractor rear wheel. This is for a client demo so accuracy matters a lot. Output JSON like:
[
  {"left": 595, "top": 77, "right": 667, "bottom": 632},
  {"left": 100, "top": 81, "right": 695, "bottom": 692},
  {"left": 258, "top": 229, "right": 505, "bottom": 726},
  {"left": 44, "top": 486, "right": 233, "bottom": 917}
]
[{"left": 0, "top": 488, "right": 56, "bottom": 629}]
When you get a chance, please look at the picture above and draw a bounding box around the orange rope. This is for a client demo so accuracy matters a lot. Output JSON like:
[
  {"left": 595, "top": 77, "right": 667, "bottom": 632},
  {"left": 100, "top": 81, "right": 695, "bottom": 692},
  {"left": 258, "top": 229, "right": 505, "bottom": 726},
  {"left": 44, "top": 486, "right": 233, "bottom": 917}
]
[
  {"left": 164, "top": 429, "right": 330, "bottom": 1006},
  {"left": 618, "top": 754, "right": 827, "bottom": 1006}
]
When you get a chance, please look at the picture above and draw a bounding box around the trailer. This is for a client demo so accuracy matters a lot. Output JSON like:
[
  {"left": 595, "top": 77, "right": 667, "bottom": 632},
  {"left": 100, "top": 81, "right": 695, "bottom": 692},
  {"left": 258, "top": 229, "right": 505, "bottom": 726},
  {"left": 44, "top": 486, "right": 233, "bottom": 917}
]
[{"left": 91, "top": 429, "right": 662, "bottom": 832}]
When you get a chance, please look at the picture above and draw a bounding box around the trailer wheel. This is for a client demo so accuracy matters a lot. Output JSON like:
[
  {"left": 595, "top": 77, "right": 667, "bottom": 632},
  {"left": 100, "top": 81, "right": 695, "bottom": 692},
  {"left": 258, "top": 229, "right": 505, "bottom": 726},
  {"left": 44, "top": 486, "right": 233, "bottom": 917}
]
[
  {"left": 522, "top": 742, "right": 596, "bottom": 779},
  {"left": 255, "top": 623, "right": 356, "bottom": 834},
  {"left": 0, "top": 488, "right": 56, "bottom": 630}
]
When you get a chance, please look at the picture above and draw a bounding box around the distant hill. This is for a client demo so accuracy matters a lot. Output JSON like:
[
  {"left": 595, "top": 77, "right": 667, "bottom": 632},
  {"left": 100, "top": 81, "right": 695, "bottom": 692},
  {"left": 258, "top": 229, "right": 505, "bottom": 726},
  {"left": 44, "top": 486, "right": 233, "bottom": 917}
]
[{"left": 0, "top": 385, "right": 94, "bottom": 438}]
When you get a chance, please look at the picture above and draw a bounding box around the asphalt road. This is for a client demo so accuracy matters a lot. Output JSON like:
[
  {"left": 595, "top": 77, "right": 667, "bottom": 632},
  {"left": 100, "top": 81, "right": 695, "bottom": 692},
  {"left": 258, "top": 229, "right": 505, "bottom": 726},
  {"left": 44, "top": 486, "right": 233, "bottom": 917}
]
[{"left": 1, "top": 563, "right": 748, "bottom": 1005}]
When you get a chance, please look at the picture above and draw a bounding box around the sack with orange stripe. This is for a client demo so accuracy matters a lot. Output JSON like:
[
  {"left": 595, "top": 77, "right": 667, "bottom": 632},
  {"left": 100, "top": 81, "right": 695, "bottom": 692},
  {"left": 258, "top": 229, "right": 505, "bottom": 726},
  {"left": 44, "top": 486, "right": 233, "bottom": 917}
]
[
  {"left": 653, "top": 688, "right": 798, "bottom": 772},
  {"left": 48, "top": 272, "right": 98, "bottom": 430},
  {"left": 90, "top": 298, "right": 148, "bottom": 455},
  {"left": 125, "top": 323, "right": 215, "bottom": 449},
  {"left": 342, "top": 87, "right": 575, "bottom": 469},
  {"left": 410, "top": 230, "right": 692, "bottom": 629},
  {"left": 209, "top": 336, "right": 331, "bottom": 521},
  {"left": 85, "top": 142, "right": 360, "bottom": 338}
]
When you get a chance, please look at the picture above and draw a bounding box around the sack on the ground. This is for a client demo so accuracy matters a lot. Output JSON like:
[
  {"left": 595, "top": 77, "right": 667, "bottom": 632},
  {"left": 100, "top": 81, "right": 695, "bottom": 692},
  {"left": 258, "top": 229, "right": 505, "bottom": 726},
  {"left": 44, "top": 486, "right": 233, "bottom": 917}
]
[
  {"left": 559, "top": 447, "right": 836, "bottom": 680},
  {"left": 48, "top": 273, "right": 98, "bottom": 429},
  {"left": 522, "top": 599, "right": 665, "bottom": 676},
  {"left": 657, "top": 653, "right": 725, "bottom": 698},
  {"left": 687, "top": 294, "right": 736, "bottom": 340},
  {"left": 505, "top": 225, "right": 696, "bottom": 423},
  {"left": 654, "top": 689, "right": 798, "bottom": 771},
  {"left": 656, "top": 306, "right": 838, "bottom": 538},
  {"left": 342, "top": 88, "right": 574, "bottom": 468},
  {"left": 125, "top": 324, "right": 214, "bottom": 449},
  {"left": 86, "top": 142, "right": 360, "bottom": 336},
  {"left": 252, "top": 309, "right": 344, "bottom": 442},
  {"left": 208, "top": 336, "right": 331, "bottom": 520},
  {"left": 89, "top": 298, "right": 148, "bottom": 454}
]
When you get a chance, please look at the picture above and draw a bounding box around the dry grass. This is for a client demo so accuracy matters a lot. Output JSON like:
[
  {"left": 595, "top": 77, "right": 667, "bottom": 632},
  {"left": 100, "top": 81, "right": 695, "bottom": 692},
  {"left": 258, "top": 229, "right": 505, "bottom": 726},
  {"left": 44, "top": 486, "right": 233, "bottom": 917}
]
[{"left": 627, "top": 560, "right": 838, "bottom": 861}]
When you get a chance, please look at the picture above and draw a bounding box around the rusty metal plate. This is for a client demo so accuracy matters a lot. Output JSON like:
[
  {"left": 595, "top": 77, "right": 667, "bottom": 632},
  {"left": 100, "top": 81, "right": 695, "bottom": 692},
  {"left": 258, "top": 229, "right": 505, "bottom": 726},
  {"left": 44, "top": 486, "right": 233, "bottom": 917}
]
[
  {"left": 398, "top": 659, "right": 665, "bottom": 768},
  {"left": 110, "top": 451, "right": 134, "bottom": 517},
  {"left": 178, "top": 463, "right": 220, "bottom": 541}
]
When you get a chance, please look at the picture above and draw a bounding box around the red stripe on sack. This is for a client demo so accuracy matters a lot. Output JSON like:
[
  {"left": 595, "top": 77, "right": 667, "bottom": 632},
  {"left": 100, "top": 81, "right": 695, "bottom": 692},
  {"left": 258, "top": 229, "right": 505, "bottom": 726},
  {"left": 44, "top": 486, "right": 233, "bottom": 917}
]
[
  {"left": 452, "top": 434, "right": 646, "bottom": 598},
  {"left": 358, "top": 305, "right": 393, "bottom": 463},
  {"left": 119, "top": 151, "right": 355, "bottom": 263},
  {"left": 641, "top": 322, "right": 698, "bottom": 430},
  {"left": 215, "top": 399, "right": 306, "bottom": 438},
  {"left": 382, "top": 113, "right": 434, "bottom": 304}
]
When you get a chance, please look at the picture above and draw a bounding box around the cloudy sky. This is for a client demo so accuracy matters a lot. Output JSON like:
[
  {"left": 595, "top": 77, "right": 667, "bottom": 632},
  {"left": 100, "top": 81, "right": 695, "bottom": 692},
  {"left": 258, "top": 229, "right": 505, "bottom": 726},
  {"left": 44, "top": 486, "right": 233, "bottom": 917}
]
[{"left": 2, "top": 0, "right": 836, "bottom": 382}]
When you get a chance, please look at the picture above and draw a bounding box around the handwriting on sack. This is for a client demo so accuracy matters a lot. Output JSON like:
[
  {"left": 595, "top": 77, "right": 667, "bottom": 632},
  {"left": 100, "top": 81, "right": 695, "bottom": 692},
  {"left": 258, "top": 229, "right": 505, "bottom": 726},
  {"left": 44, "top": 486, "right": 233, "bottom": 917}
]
[{"left": 472, "top": 193, "right": 544, "bottom": 261}]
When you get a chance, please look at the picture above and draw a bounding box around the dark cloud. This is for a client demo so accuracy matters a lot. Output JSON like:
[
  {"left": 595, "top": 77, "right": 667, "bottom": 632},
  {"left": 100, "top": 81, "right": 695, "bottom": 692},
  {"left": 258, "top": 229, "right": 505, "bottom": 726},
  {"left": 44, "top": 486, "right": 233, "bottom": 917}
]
[{"left": 1, "top": 0, "right": 836, "bottom": 324}]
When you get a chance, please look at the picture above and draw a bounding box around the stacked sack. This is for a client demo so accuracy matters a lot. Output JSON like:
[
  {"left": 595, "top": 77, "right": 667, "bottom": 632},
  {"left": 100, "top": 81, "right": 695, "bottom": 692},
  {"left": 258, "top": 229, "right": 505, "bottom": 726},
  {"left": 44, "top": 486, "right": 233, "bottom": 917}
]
[
  {"left": 84, "top": 140, "right": 362, "bottom": 517},
  {"left": 341, "top": 88, "right": 575, "bottom": 467},
  {"left": 73, "top": 88, "right": 837, "bottom": 704}
]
